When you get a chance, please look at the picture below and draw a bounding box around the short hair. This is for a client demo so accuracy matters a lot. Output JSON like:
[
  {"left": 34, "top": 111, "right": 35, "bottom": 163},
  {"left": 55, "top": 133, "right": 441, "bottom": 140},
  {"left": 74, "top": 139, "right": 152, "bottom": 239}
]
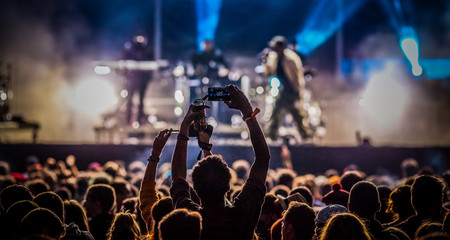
[
  {"left": 86, "top": 184, "right": 116, "bottom": 213},
  {"left": 33, "top": 192, "right": 65, "bottom": 222},
  {"left": 5, "top": 200, "right": 39, "bottom": 238},
  {"left": 0, "top": 184, "right": 33, "bottom": 212},
  {"left": 111, "top": 180, "right": 131, "bottom": 197},
  {"left": 277, "top": 169, "right": 296, "bottom": 189},
  {"left": 319, "top": 213, "right": 371, "bottom": 240},
  {"left": 401, "top": 158, "right": 419, "bottom": 178},
  {"left": 0, "top": 161, "right": 10, "bottom": 176},
  {"left": 348, "top": 181, "right": 380, "bottom": 217},
  {"left": 20, "top": 208, "right": 66, "bottom": 239},
  {"left": 192, "top": 155, "right": 231, "bottom": 203},
  {"left": 55, "top": 187, "right": 72, "bottom": 201},
  {"left": 411, "top": 175, "right": 445, "bottom": 214},
  {"left": 159, "top": 209, "right": 202, "bottom": 240},
  {"left": 415, "top": 221, "right": 444, "bottom": 239},
  {"left": 231, "top": 160, "right": 250, "bottom": 180},
  {"left": 6, "top": 200, "right": 39, "bottom": 222},
  {"left": 150, "top": 197, "right": 173, "bottom": 240},
  {"left": 26, "top": 179, "right": 50, "bottom": 196},
  {"left": 290, "top": 186, "right": 313, "bottom": 207},
  {"left": 64, "top": 200, "right": 89, "bottom": 231},
  {"left": 269, "top": 35, "right": 288, "bottom": 48},
  {"left": 103, "top": 161, "right": 120, "bottom": 178},
  {"left": 283, "top": 202, "right": 316, "bottom": 240},
  {"left": 261, "top": 193, "right": 282, "bottom": 218},
  {"left": 107, "top": 212, "right": 141, "bottom": 240},
  {"left": 340, "top": 171, "right": 363, "bottom": 192},
  {"left": 417, "top": 233, "right": 450, "bottom": 240},
  {"left": 387, "top": 185, "right": 415, "bottom": 218},
  {"left": 270, "top": 184, "right": 290, "bottom": 197}
]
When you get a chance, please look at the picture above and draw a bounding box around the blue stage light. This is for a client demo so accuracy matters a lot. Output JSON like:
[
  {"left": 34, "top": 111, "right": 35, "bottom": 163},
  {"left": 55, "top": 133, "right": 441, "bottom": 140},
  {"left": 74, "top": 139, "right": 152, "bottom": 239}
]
[
  {"left": 295, "top": 0, "right": 369, "bottom": 56},
  {"left": 420, "top": 59, "right": 450, "bottom": 79},
  {"left": 400, "top": 27, "right": 422, "bottom": 76},
  {"left": 196, "top": 0, "right": 223, "bottom": 50}
]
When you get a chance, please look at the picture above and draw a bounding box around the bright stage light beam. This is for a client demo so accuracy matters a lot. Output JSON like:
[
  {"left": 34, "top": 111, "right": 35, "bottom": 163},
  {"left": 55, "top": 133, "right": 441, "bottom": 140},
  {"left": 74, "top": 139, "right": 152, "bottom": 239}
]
[
  {"left": 295, "top": 0, "right": 369, "bottom": 55},
  {"left": 69, "top": 79, "right": 117, "bottom": 115},
  {"left": 196, "top": 0, "right": 223, "bottom": 50},
  {"left": 400, "top": 28, "right": 422, "bottom": 76},
  {"left": 359, "top": 63, "right": 407, "bottom": 126}
]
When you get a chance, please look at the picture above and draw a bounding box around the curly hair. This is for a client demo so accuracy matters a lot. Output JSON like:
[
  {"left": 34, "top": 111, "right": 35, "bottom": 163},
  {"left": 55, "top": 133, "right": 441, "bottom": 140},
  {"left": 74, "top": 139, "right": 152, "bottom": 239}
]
[{"left": 192, "top": 155, "right": 231, "bottom": 203}]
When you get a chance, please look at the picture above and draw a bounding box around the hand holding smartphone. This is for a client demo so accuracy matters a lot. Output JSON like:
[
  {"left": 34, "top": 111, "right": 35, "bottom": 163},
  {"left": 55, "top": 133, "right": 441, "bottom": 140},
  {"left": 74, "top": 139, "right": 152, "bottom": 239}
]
[{"left": 207, "top": 87, "right": 231, "bottom": 101}]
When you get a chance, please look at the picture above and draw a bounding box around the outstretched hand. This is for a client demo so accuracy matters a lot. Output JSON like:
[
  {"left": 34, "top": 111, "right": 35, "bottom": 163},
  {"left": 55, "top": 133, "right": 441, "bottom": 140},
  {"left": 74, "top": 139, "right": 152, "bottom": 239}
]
[
  {"left": 224, "top": 85, "right": 253, "bottom": 117},
  {"left": 152, "top": 129, "right": 172, "bottom": 156},
  {"left": 181, "top": 103, "right": 210, "bottom": 127}
]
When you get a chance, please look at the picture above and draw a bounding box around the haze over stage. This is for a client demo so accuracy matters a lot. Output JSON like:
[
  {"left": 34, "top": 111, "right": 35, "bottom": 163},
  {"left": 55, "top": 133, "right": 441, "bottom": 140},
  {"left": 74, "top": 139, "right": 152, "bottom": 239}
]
[{"left": 0, "top": 0, "right": 449, "bottom": 147}]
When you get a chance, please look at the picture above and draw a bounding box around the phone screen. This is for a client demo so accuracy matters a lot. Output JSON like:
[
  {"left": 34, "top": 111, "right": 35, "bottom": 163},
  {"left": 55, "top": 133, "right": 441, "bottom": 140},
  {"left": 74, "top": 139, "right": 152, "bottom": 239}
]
[{"left": 208, "top": 87, "right": 231, "bottom": 101}]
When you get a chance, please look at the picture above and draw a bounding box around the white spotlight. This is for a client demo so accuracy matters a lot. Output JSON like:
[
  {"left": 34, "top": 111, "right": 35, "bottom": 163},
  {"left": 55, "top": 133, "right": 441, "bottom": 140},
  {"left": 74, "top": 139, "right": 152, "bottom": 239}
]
[
  {"left": 174, "top": 107, "right": 183, "bottom": 116},
  {"left": 270, "top": 88, "right": 279, "bottom": 97},
  {"left": 120, "top": 90, "right": 128, "bottom": 98},
  {"left": 256, "top": 86, "right": 264, "bottom": 95},
  {"left": 174, "top": 90, "right": 185, "bottom": 103},
  {"left": 94, "top": 66, "right": 111, "bottom": 75}
]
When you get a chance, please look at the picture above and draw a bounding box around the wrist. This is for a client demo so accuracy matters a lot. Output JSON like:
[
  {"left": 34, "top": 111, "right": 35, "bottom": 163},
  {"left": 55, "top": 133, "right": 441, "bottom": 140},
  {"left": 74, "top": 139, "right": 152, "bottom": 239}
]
[
  {"left": 240, "top": 106, "right": 253, "bottom": 118},
  {"left": 243, "top": 108, "right": 260, "bottom": 122},
  {"left": 147, "top": 154, "right": 160, "bottom": 163}
]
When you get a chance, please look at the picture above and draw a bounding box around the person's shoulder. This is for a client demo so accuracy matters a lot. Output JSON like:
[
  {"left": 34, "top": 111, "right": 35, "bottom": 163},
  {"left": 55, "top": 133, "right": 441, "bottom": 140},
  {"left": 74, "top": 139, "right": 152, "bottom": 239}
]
[{"left": 284, "top": 49, "right": 301, "bottom": 61}]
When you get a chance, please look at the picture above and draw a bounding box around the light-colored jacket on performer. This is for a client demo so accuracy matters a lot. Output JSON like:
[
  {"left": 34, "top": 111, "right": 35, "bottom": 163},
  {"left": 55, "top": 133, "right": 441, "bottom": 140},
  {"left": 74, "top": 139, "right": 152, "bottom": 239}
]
[{"left": 264, "top": 48, "right": 305, "bottom": 92}]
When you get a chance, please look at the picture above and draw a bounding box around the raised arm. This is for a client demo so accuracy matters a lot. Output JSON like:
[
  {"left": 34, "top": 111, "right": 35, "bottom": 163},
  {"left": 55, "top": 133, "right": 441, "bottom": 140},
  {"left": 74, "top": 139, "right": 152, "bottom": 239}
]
[
  {"left": 171, "top": 105, "right": 204, "bottom": 181},
  {"left": 139, "top": 129, "right": 171, "bottom": 226},
  {"left": 225, "top": 85, "right": 270, "bottom": 185}
]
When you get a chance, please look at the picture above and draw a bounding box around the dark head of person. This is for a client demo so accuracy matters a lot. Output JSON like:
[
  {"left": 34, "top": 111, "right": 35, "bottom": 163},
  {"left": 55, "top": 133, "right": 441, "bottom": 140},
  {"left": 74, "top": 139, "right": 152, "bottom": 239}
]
[
  {"left": 107, "top": 212, "right": 141, "bottom": 240},
  {"left": 411, "top": 175, "right": 445, "bottom": 217},
  {"left": 319, "top": 213, "right": 371, "bottom": 240},
  {"left": 282, "top": 202, "right": 316, "bottom": 240},
  {"left": 158, "top": 208, "right": 202, "bottom": 240},
  {"left": 270, "top": 36, "right": 287, "bottom": 56},
  {"left": 84, "top": 184, "right": 116, "bottom": 218},
  {"left": 150, "top": 197, "right": 173, "bottom": 240},
  {"left": 0, "top": 184, "right": 33, "bottom": 213},
  {"left": 387, "top": 185, "right": 415, "bottom": 221},
  {"left": 348, "top": 181, "right": 380, "bottom": 218},
  {"left": 340, "top": 170, "right": 364, "bottom": 192},
  {"left": 256, "top": 193, "right": 283, "bottom": 239},
  {"left": 33, "top": 191, "right": 65, "bottom": 223},
  {"left": 290, "top": 186, "right": 313, "bottom": 207},
  {"left": 191, "top": 155, "right": 231, "bottom": 206},
  {"left": 19, "top": 208, "right": 66, "bottom": 240},
  {"left": 64, "top": 199, "right": 90, "bottom": 231}
]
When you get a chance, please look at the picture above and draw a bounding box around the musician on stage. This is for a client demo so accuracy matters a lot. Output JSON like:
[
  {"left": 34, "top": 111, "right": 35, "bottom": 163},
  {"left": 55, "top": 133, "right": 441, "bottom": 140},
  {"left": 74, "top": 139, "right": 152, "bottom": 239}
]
[
  {"left": 190, "top": 39, "right": 231, "bottom": 123},
  {"left": 122, "top": 35, "right": 154, "bottom": 125},
  {"left": 191, "top": 39, "right": 229, "bottom": 83},
  {"left": 262, "top": 35, "right": 309, "bottom": 140}
]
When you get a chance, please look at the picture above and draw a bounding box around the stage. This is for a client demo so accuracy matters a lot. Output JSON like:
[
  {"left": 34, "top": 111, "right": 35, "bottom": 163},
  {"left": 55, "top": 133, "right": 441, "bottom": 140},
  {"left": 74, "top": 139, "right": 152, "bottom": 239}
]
[
  {"left": 1, "top": 0, "right": 449, "bottom": 177},
  {"left": 1, "top": 143, "right": 449, "bottom": 176}
]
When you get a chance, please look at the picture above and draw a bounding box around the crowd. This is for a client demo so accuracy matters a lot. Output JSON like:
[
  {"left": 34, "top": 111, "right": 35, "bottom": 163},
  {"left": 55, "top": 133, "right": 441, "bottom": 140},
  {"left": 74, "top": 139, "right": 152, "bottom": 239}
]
[{"left": 0, "top": 85, "right": 449, "bottom": 240}]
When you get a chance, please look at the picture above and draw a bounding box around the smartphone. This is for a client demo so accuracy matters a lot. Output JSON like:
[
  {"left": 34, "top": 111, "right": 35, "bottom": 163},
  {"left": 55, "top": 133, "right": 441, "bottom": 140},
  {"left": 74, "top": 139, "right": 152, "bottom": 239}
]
[{"left": 208, "top": 87, "right": 231, "bottom": 101}]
